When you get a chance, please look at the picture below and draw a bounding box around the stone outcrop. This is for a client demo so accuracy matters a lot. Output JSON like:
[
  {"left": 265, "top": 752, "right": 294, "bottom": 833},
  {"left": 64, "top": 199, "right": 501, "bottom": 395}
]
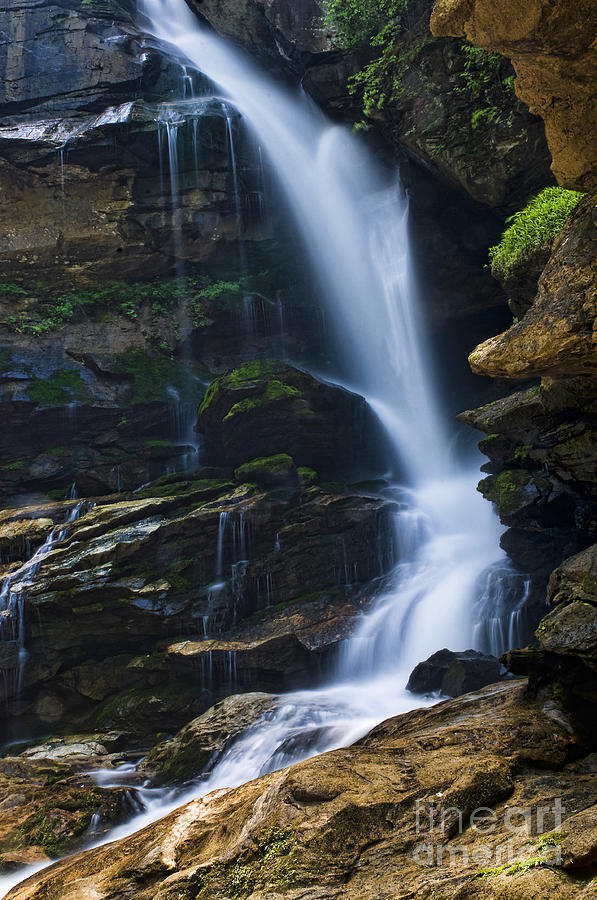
[
  {"left": 0, "top": 755, "right": 125, "bottom": 872},
  {"left": 430, "top": 0, "right": 597, "bottom": 191},
  {"left": 468, "top": 197, "right": 597, "bottom": 380},
  {"left": 407, "top": 648, "right": 506, "bottom": 696},
  {"left": 7, "top": 681, "right": 596, "bottom": 899},
  {"left": 139, "top": 692, "right": 281, "bottom": 784},
  {"left": 1, "top": 472, "right": 397, "bottom": 738}
]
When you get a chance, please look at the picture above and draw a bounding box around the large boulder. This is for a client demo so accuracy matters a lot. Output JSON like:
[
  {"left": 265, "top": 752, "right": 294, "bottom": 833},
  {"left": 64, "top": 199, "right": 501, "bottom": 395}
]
[
  {"left": 198, "top": 359, "right": 381, "bottom": 475},
  {"left": 407, "top": 648, "right": 506, "bottom": 696}
]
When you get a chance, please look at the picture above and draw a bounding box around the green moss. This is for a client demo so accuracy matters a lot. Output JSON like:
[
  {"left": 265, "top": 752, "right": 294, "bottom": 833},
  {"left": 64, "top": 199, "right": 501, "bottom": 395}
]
[
  {"left": 446, "top": 765, "right": 513, "bottom": 813},
  {"left": 235, "top": 453, "right": 294, "bottom": 481},
  {"left": 184, "top": 826, "right": 300, "bottom": 898},
  {"left": 1, "top": 459, "right": 29, "bottom": 471},
  {"left": 224, "top": 380, "right": 301, "bottom": 421},
  {"left": 10, "top": 789, "right": 104, "bottom": 858},
  {"left": 27, "top": 369, "right": 89, "bottom": 407},
  {"left": 489, "top": 187, "right": 585, "bottom": 279},
  {"left": 479, "top": 469, "right": 551, "bottom": 517},
  {"left": 0, "top": 283, "right": 28, "bottom": 297},
  {"left": 297, "top": 466, "right": 318, "bottom": 486},
  {"left": 118, "top": 349, "right": 198, "bottom": 405},
  {"left": 134, "top": 476, "right": 233, "bottom": 500}
]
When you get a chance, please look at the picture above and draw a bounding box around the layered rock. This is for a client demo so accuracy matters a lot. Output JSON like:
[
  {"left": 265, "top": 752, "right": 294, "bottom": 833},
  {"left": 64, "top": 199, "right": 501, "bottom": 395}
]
[
  {"left": 0, "top": 468, "right": 397, "bottom": 738},
  {"left": 430, "top": 0, "right": 597, "bottom": 191},
  {"left": 7, "top": 681, "right": 597, "bottom": 899},
  {"left": 0, "top": 754, "right": 125, "bottom": 872}
]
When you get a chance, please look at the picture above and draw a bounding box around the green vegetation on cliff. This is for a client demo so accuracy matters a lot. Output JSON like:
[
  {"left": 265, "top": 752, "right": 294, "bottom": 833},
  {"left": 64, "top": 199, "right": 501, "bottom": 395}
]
[
  {"left": 489, "top": 187, "right": 585, "bottom": 279},
  {"left": 324, "top": 0, "right": 507, "bottom": 120},
  {"left": 1, "top": 276, "right": 241, "bottom": 335}
]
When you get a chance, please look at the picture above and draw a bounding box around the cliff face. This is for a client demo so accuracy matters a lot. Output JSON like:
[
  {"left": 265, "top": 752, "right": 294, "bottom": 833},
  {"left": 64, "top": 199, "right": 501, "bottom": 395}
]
[
  {"left": 432, "top": 0, "right": 597, "bottom": 708},
  {"left": 430, "top": 0, "right": 597, "bottom": 191}
]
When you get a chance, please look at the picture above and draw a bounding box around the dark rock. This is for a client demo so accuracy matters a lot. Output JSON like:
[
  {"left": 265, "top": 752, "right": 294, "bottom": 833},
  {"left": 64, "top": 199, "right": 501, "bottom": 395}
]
[
  {"left": 407, "top": 648, "right": 506, "bottom": 696},
  {"left": 198, "top": 359, "right": 382, "bottom": 476}
]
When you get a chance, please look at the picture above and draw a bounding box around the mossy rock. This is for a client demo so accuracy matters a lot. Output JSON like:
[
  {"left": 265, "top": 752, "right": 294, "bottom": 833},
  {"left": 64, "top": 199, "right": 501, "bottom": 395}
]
[
  {"left": 198, "top": 359, "right": 375, "bottom": 476},
  {"left": 234, "top": 453, "right": 297, "bottom": 490},
  {"left": 478, "top": 468, "right": 552, "bottom": 522}
]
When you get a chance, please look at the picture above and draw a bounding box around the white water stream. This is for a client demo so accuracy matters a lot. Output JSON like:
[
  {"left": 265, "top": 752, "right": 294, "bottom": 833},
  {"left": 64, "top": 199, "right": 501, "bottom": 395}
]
[{"left": 0, "top": 4, "right": 528, "bottom": 895}]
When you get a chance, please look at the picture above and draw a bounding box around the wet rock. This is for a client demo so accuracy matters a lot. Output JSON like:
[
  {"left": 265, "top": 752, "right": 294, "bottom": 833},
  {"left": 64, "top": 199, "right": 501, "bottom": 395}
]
[
  {"left": 0, "top": 756, "right": 124, "bottom": 872},
  {"left": 431, "top": 0, "right": 597, "bottom": 191},
  {"left": 166, "top": 633, "right": 317, "bottom": 692},
  {"left": 537, "top": 544, "right": 597, "bottom": 671},
  {"left": 8, "top": 682, "right": 592, "bottom": 899},
  {"left": 407, "top": 648, "right": 506, "bottom": 696},
  {"left": 139, "top": 692, "right": 281, "bottom": 784}
]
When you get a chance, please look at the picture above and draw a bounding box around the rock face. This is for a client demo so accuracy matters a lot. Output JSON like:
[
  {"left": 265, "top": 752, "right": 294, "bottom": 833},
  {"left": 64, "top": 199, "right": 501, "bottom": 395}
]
[
  {"left": 460, "top": 192, "right": 597, "bottom": 627},
  {"left": 366, "top": 0, "right": 552, "bottom": 213},
  {"left": 407, "top": 648, "right": 506, "bottom": 696},
  {"left": 468, "top": 197, "right": 597, "bottom": 380},
  {"left": 430, "top": 0, "right": 597, "bottom": 191},
  {"left": 7, "top": 681, "right": 596, "bottom": 900},
  {"left": 0, "top": 470, "right": 397, "bottom": 738}
]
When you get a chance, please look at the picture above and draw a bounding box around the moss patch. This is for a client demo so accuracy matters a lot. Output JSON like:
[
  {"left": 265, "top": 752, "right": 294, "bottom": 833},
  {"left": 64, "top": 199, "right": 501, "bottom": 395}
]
[
  {"left": 26, "top": 369, "right": 89, "bottom": 407},
  {"left": 489, "top": 187, "right": 585, "bottom": 279}
]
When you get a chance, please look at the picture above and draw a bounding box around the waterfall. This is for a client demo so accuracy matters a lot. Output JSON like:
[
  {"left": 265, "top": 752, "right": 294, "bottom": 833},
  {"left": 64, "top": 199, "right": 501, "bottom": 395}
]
[
  {"left": 0, "top": 502, "right": 87, "bottom": 707},
  {"left": 0, "top": 5, "right": 528, "bottom": 895}
]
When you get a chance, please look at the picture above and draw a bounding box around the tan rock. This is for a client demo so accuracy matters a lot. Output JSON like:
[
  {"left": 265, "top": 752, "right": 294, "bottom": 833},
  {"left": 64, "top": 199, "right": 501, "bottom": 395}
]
[
  {"left": 6, "top": 682, "right": 595, "bottom": 899},
  {"left": 467, "top": 196, "right": 597, "bottom": 378}
]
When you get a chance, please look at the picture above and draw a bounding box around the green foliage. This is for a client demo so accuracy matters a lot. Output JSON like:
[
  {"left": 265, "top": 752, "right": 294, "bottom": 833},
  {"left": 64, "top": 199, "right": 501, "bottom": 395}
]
[
  {"left": 489, "top": 187, "right": 585, "bottom": 279},
  {"left": 0, "top": 283, "right": 28, "bottom": 297},
  {"left": 324, "top": 0, "right": 407, "bottom": 49},
  {"left": 457, "top": 44, "right": 503, "bottom": 94},
  {"left": 327, "top": 1, "right": 506, "bottom": 124},
  {"left": 471, "top": 106, "right": 498, "bottom": 130},
  {"left": 3, "top": 277, "right": 241, "bottom": 335}
]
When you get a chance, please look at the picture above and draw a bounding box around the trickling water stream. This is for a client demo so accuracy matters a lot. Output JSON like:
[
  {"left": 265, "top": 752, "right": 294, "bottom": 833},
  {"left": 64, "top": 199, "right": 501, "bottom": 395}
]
[{"left": 0, "top": 4, "right": 528, "bottom": 895}]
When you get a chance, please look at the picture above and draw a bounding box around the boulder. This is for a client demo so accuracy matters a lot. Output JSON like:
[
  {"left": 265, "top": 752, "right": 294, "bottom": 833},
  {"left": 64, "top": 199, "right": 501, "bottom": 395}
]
[
  {"left": 0, "top": 756, "right": 125, "bottom": 872},
  {"left": 198, "top": 359, "right": 378, "bottom": 475},
  {"left": 139, "top": 692, "right": 281, "bottom": 784},
  {"left": 8, "top": 681, "right": 594, "bottom": 900},
  {"left": 407, "top": 648, "right": 506, "bottom": 696}
]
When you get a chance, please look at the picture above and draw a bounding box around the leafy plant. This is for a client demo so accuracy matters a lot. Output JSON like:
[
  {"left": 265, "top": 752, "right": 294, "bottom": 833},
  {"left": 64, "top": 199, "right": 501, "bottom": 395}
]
[{"left": 489, "top": 187, "right": 585, "bottom": 278}]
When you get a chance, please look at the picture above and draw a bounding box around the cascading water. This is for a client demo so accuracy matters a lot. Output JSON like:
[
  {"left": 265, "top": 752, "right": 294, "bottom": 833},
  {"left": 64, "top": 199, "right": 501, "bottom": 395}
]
[
  {"left": 0, "top": 502, "right": 87, "bottom": 708},
  {"left": 0, "top": 4, "right": 528, "bottom": 896}
]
